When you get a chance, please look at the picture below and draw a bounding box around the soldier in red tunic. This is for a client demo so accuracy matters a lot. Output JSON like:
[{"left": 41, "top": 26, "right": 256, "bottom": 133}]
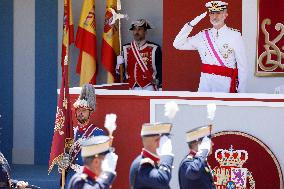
[{"left": 116, "top": 19, "right": 162, "bottom": 90}]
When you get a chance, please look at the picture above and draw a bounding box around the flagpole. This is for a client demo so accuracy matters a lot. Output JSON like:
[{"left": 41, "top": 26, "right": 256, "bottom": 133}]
[
  {"left": 117, "top": 0, "right": 122, "bottom": 50},
  {"left": 61, "top": 169, "right": 66, "bottom": 189},
  {"left": 61, "top": 52, "right": 68, "bottom": 189},
  {"left": 61, "top": 0, "right": 71, "bottom": 183},
  {"left": 117, "top": 0, "right": 124, "bottom": 82}
]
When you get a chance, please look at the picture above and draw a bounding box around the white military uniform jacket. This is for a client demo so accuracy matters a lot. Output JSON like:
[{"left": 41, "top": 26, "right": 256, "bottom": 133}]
[{"left": 173, "top": 24, "right": 247, "bottom": 93}]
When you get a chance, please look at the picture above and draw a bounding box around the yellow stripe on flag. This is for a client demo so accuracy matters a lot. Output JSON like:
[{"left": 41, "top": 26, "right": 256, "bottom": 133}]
[
  {"left": 107, "top": 72, "right": 115, "bottom": 84},
  {"left": 79, "top": 51, "right": 96, "bottom": 86},
  {"left": 76, "top": 0, "right": 97, "bottom": 85}
]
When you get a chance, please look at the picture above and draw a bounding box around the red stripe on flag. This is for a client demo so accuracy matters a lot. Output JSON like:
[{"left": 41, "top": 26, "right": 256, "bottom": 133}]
[
  {"left": 101, "top": 40, "right": 118, "bottom": 81},
  {"left": 60, "top": 45, "right": 67, "bottom": 73},
  {"left": 76, "top": 51, "right": 83, "bottom": 74},
  {"left": 69, "top": 24, "right": 74, "bottom": 44},
  {"left": 75, "top": 27, "right": 97, "bottom": 58}
]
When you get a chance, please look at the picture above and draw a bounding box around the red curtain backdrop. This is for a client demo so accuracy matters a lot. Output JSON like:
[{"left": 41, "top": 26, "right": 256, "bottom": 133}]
[
  {"left": 163, "top": 0, "right": 242, "bottom": 91},
  {"left": 256, "top": 0, "right": 284, "bottom": 76},
  {"left": 208, "top": 131, "right": 283, "bottom": 189}
]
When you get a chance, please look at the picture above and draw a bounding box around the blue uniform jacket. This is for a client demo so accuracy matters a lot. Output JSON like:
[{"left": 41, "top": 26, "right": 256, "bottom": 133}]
[
  {"left": 178, "top": 150, "right": 215, "bottom": 189},
  {"left": 129, "top": 154, "right": 174, "bottom": 189},
  {"left": 68, "top": 171, "right": 116, "bottom": 189},
  {"left": 73, "top": 125, "right": 105, "bottom": 166}
]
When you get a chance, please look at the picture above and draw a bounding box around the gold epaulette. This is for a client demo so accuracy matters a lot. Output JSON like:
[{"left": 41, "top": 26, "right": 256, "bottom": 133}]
[
  {"left": 80, "top": 173, "right": 88, "bottom": 181},
  {"left": 186, "top": 155, "right": 194, "bottom": 160},
  {"left": 228, "top": 27, "right": 240, "bottom": 33},
  {"left": 140, "top": 158, "right": 155, "bottom": 166}
]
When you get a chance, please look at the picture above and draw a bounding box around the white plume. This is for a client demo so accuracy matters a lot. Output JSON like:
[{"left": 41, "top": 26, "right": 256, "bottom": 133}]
[
  {"left": 207, "top": 103, "right": 216, "bottom": 121},
  {"left": 104, "top": 114, "right": 117, "bottom": 135},
  {"left": 164, "top": 101, "right": 179, "bottom": 120}
]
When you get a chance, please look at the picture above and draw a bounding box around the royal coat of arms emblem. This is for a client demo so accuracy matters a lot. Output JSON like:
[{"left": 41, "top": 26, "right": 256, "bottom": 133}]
[{"left": 212, "top": 145, "right": 256, "bottom": 189}]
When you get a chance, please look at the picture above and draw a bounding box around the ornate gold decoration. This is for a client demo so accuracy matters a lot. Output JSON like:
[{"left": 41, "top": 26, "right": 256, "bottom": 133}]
[
  {"left": 54, "top": 107, "right": 65, "bottom": 135},
  {"left": 65, "top": 138, "right": 74, "bottom": 151},
  {"left": 223, "top": 53, "right": 229, "bottom": 59},
  {"left": 213, "top": 145, "right": 255, "bottom": 188},
  {"left": 63, "top": 97, "right": 68, "bottom": 109},
  {"left": 258, "top": 18, "right": 284, "bottom": 72},
  {"left": 83, "top": 5, "right": 96, "bottom": 29},
  {"left": 247, "top": 171, "right": 256, "bottom": 189}
]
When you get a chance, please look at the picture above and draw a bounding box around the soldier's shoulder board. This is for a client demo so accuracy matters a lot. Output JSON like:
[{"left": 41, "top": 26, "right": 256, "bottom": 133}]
[
  {"left": 147, "top": 41, "right": 160, "bottom": 48},
  {"left": 80, "top": 173, "right": 88, "bottom": 181},
  {"left": 123, "top": 43, "right": 131, "bottom": 49},
  {"left": 140, "top": 158, "right": 155, "bottom": 166},
  {"left": 186, "top": 155, "right": 194, "bottom": 160},
  {"left": 228, "top": 27, "right": 240, "bottom": 33}
]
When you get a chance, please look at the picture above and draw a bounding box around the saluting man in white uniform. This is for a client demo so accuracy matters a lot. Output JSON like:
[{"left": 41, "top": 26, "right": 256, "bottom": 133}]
[{"left": 173, "top": 1, "right": 248, "bottom": 93}]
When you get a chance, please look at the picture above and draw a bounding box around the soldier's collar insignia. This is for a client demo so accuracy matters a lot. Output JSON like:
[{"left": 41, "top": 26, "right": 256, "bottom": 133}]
[
  {"left": 83, "top": 166, "right": 97, "bottom": 180},
  {"left": 141, "top": 148, "right": 160, "bottom": 163},
  {"left": 140, "top": 158, "right": 155, "bottom": 167}
]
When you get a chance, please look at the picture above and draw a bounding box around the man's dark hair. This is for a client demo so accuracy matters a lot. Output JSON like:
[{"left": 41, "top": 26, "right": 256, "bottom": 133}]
[
  {"left": 82, "top": 151, "right": 109, "bottom": 165},
  {"left": 187, "top": 138, "right": 202, "bottom": 149}
]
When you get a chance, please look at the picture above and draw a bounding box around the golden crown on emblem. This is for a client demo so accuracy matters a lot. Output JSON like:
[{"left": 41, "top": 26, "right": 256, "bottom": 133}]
[{"left": 215, "top": 146, "right": 248, "bottom": 167}]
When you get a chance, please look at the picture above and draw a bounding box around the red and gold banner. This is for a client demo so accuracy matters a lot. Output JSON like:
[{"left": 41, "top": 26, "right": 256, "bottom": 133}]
[
  {"left": 256, "top": 0, "right": 284, "bottom": 76},
  {"left": 60, "top": 0, "right": 74, "bottom": 73},
  {"left": 49, "top": 0, "right": 73, "bottom": 175},
  {"left": 209, "top": 131, "right": 283, "bottom": 189},
  {"left": 75, "top": 0, "right": 97, "bottom": 86},
  {"left": 101, "top": 0, "right": 120, "bottom": 83}
]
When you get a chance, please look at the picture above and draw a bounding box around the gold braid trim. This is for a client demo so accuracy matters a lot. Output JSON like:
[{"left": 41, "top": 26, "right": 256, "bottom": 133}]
[
  {"left": 247, "top": 171, "right": 256, "bottom": 189},
  {"left": 48, "top": 154, "right": 63, "bottom": 175}
]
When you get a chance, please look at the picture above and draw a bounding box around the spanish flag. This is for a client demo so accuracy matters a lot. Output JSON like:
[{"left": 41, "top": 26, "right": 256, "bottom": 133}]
[
  {"left": 75, "top": 0, "right": 97, "bottom": 86},
  {"left": 60, "top": 0, "right": 74, "bottom": 73},
  {"left": 101, "top": 0, "right": 120, "bottom": 83}
]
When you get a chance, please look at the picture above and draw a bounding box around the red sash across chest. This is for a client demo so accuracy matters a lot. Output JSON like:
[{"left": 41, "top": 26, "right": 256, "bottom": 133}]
[
  {"left": 201, "top": 64, "right": 238, "bottom": 93},
  {"left": 202, "top": 30, "right": 238, "bottom": 93}
]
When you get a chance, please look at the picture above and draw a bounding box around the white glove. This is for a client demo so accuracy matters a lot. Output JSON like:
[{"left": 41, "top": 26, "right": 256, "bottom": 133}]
[
  {"left": 157, "top": 135, "right": 173, "bottom": 156},
  {"left": 189, "top": 11, "right": 207, "bottom": 26},
  {"left": 116, "top": 55, "right": 124, "bottom": 74},
  {"left": 16, "top": 181, "right": 29, "bottom": 189},
  {"left": 197, "top": 136, "right": 211, "bottom": 156},
  {"left": 101, "top": 152, "right": 118, "bottom": 173}
]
